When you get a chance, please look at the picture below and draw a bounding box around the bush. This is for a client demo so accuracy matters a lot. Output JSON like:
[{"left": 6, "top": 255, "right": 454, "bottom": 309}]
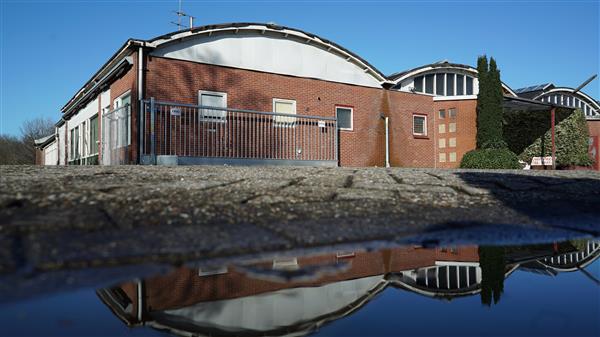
[
  {"left": 503, "top": 108, "right": 571, "bottom": 155},
  {"left": 519, "top": 109, "right": 593, "bottom": 168},
  {"left": 460, "top": 148, "right": 521, "bottom": 169}
]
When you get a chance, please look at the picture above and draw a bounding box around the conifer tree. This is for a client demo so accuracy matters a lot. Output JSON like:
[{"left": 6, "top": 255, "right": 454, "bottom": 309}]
[
  {"left": 476, "top": 56, "right": 489, "bottom": 148},
  {"left": 476, "top": 56, "right": 506, "bottom": 149}
]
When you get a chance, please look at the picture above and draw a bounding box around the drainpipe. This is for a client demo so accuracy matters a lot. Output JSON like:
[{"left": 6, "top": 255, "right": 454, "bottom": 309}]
[
  {"left": 137, "top": 46, "right": 144, "bottom": 164},
  {"left": 136, "top": 279, "right": 144, "bottom": 322},
  {"left": 385, "top": 117, "right": 390, "bottom": 167}
]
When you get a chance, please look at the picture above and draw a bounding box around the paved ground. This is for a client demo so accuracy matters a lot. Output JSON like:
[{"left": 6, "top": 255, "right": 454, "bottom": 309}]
[{"left": 1, "top": 165, "right": 600, "bottom": 278}]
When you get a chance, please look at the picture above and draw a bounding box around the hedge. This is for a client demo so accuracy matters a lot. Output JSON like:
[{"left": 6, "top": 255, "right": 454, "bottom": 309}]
[
  {"left": 519, "top": 109, "right": 592, "bottom": 168},
  {"left": 460, "top": 148, "right": 521, "bottom": 169},
  {"left": 503, "top": 108, "right": 572, "bottom": 155}
]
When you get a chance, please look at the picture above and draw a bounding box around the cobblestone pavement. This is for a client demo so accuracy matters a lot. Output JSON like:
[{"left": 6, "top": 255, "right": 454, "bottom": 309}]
[{"left": 1, "top": 165, "right": 599, "bottom": 277}]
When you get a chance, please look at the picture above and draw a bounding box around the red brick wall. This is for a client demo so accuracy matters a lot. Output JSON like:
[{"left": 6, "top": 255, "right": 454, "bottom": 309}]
[
  {"left": 387, "top": 91, "right": 436, "bottom": 167},
  {"left": 108, "top": 50, "right": 138, "bottom": 164},
  {"left": 587, "top": 120, "right": 600, "bottom": 170},
  {"left": 432, "top": 99, "right": 477, "bottom": 168},
  {"left": 144, "top": 56, "right": 433, "bottom": 167},
  {"left": 110, "top": 245, "right": 480, "bottom": 315},
  {"left": 35, "top": 148, "right": 44, "bottom": 165}
]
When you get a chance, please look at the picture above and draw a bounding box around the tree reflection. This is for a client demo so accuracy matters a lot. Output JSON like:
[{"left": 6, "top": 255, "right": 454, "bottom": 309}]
[{"left": 479, "top": 246, "right": 506, "bottom": 306}]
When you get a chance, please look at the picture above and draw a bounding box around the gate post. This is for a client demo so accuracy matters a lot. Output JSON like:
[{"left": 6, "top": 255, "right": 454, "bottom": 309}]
[{"left": 150, "top": 97, "right": 156, "bottom": 165}]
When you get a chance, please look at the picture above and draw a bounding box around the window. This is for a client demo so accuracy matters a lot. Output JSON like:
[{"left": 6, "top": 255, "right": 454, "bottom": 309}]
[
  {"left": 436, "top": 74, "right": 444, "bottom": 96},
  {"left": 449, "top": 152, "right": 457, "bottom": 162},
  {"left": 449, "top": 137, "right": 456, "bottom": 147},
  {"left": 439, "top": 109, "right": 446, "bottom": 119},
  {"left": 438, "top": 124, "right": 446, "bottom": 134},
  {"left": 89, "top": 115, "right": 99, "bottom": 155},
  {"left": 414, "top": 76, "right": 423, "bottom": 92},
  {"left": 336, "top": 106, "right": 353, "bottom": 131},
  {"left": 456, "top": 75, "right": 464, "bottom": 95},
  {"left": 439, "top": 138, "right": 446, "bottom": 149},
  {"left": 413, "top": 115, "right": 427, "bottom": 136},
  {"left": 273, "top": 98, "right": 296, "bottom": 126},
  {"left": 466, "top": 76, "right": 474, "bottom": 95},
  {"left": 449, "top": 122, "right": 456, "bottom": 132},
  {"left": 71, "top": 126, "right": 79, "bottom": 160},
  {"left": 425, "top": 74, "right": 434, "bottom": 94},
  {"left": 82, "top": 121, "right": 87, "bottom": 157},
  {"left": 439, "top": 153, "right": 446, "bottom": 163},
  {"left": 446, "top": 73, "right": 455, "bottom": 96},
  {"left": 70, "top": 128, "right": 75, "bottom": 159},
  {"left": 449, "top": 108, "right": 457, "bottom": 118},
  {"left": 114, "top": 92, "right": 131, "bottom": 146},
  {"left": 199, "top": 90, "right": 227, "bottom": 122},
  {"left": 272, "top": 258, "right": 299, "bottom": 270}
]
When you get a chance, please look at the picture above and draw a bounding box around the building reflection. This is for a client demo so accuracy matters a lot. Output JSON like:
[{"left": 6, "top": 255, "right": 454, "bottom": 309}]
[{"left": 98, "top": 240, "right": 599, "bottom": 337}]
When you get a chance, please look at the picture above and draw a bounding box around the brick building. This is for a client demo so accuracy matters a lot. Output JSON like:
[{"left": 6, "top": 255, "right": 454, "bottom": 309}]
[{"left": 36, "top": 22, "right": 600, "bottom": 169}]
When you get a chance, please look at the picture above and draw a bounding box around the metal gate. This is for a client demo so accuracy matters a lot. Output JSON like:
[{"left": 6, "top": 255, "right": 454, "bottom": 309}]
[
  {"left": 102, "top": 105, "right": 130, "bottom": 165},
  {"left": 139, "top": 98, "right": 338, "bottom": 166}
]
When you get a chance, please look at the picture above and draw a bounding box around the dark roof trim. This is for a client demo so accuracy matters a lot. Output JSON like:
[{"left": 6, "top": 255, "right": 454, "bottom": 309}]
[
  {"left": 61, "top": 40, "right": 143, "bottom": 113},
  {"left": 34, "top": 134, "right": 56, "bottom": 149},
  {"left": 62, "top": 56, "right": 134, "bottom": 118}
]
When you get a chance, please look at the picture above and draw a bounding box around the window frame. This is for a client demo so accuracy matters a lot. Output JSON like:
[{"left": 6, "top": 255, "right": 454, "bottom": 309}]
[
  {"left": 449, "top": 108, "right": 457, "bottom": 119},
  {"left": 113, "top": 90, "right": 132, "bottom": 146},
  {"left": 413, "top": 76, "right": 424, "bottom": 93},
  {"left": 335, "top": 105, "right": 354, "bottom": 131},
  {"left": 89, "top": 114, "right": 99, "bottom": 155},
  {"left": 412, "top": 114, "right": 428, "bottom": 137},
  {"left": 272, "top": 98, "right": 297, "bottom": 127},
  {"left": 198, "top": 90, "right": 228, "bottom": 122}
]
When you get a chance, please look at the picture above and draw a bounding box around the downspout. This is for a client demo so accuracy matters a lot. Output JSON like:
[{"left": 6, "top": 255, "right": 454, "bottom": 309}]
[
  {"left": 136, "top": 279, "right": 144, "bottom": 322},
  {"left": 137, "top": 46, "right": 144, "bottom": 164},
  {"left": 385, "top": 117, "right": 390, "bottom": 167},
  {"left": 434, "top": 108, "right": 437, "bottom": 169}
]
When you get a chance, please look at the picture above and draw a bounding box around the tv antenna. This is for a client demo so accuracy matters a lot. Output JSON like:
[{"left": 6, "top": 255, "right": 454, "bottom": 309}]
[{"left": 171, "top": 0, "right": 195, "bottom": 31}]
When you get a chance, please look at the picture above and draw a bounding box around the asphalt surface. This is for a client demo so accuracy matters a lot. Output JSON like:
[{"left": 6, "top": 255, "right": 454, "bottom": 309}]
[{"left": 1, "top": 165, "right": 600, "bottom": 276}]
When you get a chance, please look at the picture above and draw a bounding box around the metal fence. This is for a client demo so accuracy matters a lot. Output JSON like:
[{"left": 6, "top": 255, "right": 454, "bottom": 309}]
[
  {"left": 139, "top": 98, "right": 338, "bottom": 166},
  {"left": 102, "top": 105, "right": 130, "bottom": 165}
]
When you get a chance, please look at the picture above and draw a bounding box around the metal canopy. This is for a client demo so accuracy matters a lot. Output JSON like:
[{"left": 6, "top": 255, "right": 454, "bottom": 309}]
[
  {"left": 502, "top": 95, "right": 577, "bottom": 170},
  {"left": 503, "top": 95, "right": 574, "bottom": 112}
]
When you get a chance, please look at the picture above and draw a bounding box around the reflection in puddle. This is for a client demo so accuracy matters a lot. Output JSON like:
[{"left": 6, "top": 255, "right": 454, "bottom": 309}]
[{"left": 98, "top": 240, "right": 600, "bottom": 337}]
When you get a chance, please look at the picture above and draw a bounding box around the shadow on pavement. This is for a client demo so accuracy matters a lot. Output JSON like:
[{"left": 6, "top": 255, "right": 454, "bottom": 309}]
[{"left": 456, "top": 171, "right": 600, "bottom": 236}]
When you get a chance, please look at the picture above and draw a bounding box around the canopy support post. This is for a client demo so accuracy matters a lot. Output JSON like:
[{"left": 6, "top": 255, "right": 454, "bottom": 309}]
[{"left": 551, "top": 107, "right": 556, "bottom": 170}]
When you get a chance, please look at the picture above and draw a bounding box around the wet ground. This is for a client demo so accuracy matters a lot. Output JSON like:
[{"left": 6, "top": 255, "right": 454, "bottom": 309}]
[
  {"left": 1, "top": 166, "right": 599, "bottom": 336},
  {"left": 0, "top": 238, "right": 598, "bottom": 337}
]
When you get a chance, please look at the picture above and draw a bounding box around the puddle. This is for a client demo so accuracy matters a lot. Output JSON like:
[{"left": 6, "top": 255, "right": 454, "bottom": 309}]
[{"left": 0, "top": 238, "right": 598, "bottom": 336}]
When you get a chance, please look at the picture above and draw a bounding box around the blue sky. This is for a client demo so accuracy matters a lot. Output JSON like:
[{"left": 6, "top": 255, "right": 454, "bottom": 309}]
[{"left": 1, "top": 0, "right": 598, "bottom": 136}]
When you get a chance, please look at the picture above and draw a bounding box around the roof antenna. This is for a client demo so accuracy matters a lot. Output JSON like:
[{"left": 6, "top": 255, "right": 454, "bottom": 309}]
[{"left": 171, "top": 0, "right": 195, "bottom": 31}]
